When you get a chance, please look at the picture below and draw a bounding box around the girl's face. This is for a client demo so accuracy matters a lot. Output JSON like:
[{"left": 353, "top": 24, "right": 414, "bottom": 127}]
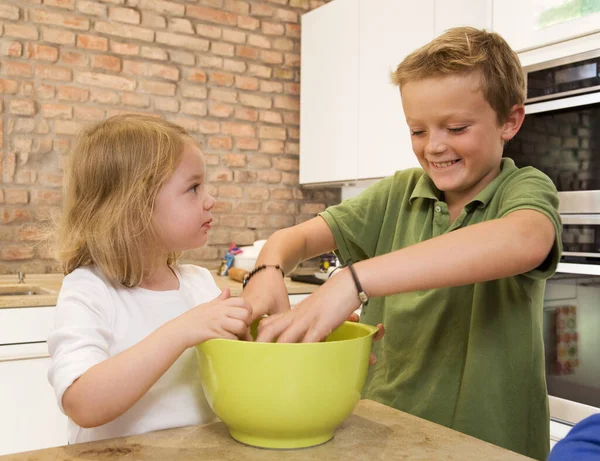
[{"left": 152, "top": 141, "right": 216, "bottom": 253}]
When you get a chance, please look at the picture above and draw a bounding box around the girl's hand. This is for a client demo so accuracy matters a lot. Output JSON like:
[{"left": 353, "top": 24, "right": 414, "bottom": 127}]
[
  {"left": 347, "top": 313, "right": 384, "bottom": 365},
  {"left": 241, "top": 267, "right": 291, "bottom": 321},
  {"left": 255, "top": 268, "right": 360, "bottom": 343},
  {"left": 173, "top": 288, "right": 253, "bottom": 348}
]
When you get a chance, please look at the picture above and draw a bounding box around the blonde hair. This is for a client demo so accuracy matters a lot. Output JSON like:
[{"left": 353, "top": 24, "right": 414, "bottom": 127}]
[
  {"left": 391, "top": 27, "right": 525, "bottom": 124},
  {"left": 57, "top": 114, "right": 194, "bottom": 287}
]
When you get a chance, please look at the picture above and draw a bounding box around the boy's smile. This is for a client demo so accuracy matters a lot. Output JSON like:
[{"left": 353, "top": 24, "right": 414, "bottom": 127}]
[{"left": 401, "top": 71, "right": 523, "bottom": 210}]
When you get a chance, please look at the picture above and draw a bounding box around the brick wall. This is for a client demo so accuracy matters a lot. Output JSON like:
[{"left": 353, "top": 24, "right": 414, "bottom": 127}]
[{"left": 0, "top": 0, "right": 340, "bottom": 274}]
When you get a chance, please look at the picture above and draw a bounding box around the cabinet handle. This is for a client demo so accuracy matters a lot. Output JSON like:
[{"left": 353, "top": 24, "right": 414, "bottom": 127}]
[{"left": 0, "top": 353, "right": 50, "bottom": 362}]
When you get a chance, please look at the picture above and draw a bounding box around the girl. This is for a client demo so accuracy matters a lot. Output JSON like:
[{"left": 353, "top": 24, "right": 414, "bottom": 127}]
[{"left": 48, "top": 114, "right": 253, "bottom": 444}]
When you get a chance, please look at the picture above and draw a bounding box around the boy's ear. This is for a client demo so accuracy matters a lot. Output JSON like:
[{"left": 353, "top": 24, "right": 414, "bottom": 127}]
[{"left": 501, "top": 104, "right": 525, "bottom": 141}]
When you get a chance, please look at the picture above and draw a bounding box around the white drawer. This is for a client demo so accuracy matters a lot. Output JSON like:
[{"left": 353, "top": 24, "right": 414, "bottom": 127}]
[{"left": 0, "top": 306, "right": 55, "bottom": 345}]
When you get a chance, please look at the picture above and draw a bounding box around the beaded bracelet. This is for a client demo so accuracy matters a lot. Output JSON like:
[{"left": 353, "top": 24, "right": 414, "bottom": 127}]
[{"left": 242, "top": 264, "right": 285, "bottom": 288}]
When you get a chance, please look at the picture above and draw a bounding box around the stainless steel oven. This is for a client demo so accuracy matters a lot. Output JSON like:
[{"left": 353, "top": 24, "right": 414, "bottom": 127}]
[{"left": 503, "top": 50, "right": 600, "bottom": 441}]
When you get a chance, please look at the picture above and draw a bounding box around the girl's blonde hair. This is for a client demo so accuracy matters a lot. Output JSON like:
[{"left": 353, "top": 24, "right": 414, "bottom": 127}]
[
  {"left": 57, "top": 114, "right": 194, "bottom": 287},
  {"left": 391, "top": 27, "right": 525, "bottom": 124}
]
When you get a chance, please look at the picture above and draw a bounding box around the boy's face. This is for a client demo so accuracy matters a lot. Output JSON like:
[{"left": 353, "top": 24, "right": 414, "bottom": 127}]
[
  {"left": 401, "top": 71, "right": 523, "bottom": 207},
  {"left": 152, "top": 141, "right": 216, "bottom": 252}
]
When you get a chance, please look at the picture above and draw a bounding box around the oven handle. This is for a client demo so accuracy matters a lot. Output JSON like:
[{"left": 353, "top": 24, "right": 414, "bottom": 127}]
[
  {"left": 525, "top": 91, "right": 600, "bottom": 114},
  {"left": 561, "top": 214, "right": 600, "bottom": 225}
]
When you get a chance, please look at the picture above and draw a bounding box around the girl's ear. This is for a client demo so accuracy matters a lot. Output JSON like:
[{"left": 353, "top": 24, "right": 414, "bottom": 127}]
[{"left": 501, "top": 104, "right": 525, "bottom": 142}]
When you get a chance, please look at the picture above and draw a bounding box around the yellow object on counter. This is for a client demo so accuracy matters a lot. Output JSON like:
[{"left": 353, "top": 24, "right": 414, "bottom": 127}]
[{"left": 195, "top": 321, "right": 378, "bottom": 449}]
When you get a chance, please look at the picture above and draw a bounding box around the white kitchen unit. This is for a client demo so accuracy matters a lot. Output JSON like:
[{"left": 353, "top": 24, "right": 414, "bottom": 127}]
[
  {"left": 300, "top": 0, "right": 491, "bottom": 185},
  {"left": 493, "top": 0, "right": 600, "bottom": 53},
  {"left": 0, "top": 306, "right": 67, "bottom": 456}
]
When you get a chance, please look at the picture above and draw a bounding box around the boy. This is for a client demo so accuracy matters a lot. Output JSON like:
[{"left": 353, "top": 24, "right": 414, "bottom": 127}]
[{"left": 243, "top": 27, "right": 561, "bottom": 461}]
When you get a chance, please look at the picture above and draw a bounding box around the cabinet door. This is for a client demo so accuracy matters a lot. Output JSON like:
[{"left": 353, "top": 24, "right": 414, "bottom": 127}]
[
  {"left": 356, "top": 0, "right": 433, "bottom": 180},
  {"left": 493, "top": 0, "right": 600, "bottom": 52},
  {"left": 434, "top": 0, "right": 492, "bottom": 36},
  {"left": 0, "top": 343, "right": 68, "bottom": 455},
  {"left": 300, "top": 0, "right": 360, "bottom": 185}
]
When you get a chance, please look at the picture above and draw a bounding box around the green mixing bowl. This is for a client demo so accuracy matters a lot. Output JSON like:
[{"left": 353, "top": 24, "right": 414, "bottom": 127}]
[{"left": 195, "top": 321, "right": 378, "bottom": 449}]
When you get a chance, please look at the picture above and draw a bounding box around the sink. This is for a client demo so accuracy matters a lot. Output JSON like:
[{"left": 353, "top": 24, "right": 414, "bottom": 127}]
[{"left": 0, "top": 284, "right": 53, "bottom": 296}]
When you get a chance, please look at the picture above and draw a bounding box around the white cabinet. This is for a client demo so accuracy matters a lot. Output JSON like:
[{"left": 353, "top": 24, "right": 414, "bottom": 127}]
[
  {"left": 0, "top": 306, "right": 68, "bottom": 455},
  {"left": 0, "top": 343, "right": 68, "bottom": 455},
  {"left": 300, "top": 0, "right": 360, "bottom": 185},
  {"left": 493, "top": 0, "right": 600, "bottom": 52},
  {"left": 434, "top": 0, "right": 492, "bottom": 36},
  {"left": 300, "top": 0, "right": 491, "bottom": 185}
]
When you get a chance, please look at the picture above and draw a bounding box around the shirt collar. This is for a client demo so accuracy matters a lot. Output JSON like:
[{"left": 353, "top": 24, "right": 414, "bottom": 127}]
[{"left": 409, "top": 158, "right": 518, "bottom": 208}]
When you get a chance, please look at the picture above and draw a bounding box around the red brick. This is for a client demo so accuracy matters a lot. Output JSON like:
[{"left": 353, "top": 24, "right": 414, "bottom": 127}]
[
  {"left": 169, "top": 50, "right": 194, "bottom": 66},
  {"left": 237, "top": 15, "right": 259, "bottom": 30},
  {"left": 275, "top": 8, "right": 298, "bottom": 23},
  {"left": 218, "top": 184, "right": 243, "bottom": 198},
  {"left": 36, "top": 65, "right": 72, "bottom": 81},
  {"left": 224, "top": 153, "right": 247, "bottom": 167},
  {"left": 209, "top": 170, "right": 234, "bottom": 182},
  {"left": 290, "top": 0, "right": 310, "bottom": 8},
  {"left": 1, "top": 41, "right": 22, "bottom": 57},
  {"left": 2, "top": 208, "right": 33, "bottom": 224},
  {"left": 31, "top": 9, "right": 89, "bottom": 30},
  {"left": 111, "top": 41, "right": 140, "bottom": 55},
  {"left": 259, "top": 126, "right": 286, "bottom": 140},
  {"left": 109, "top": 7, "right": 140, "bottom": 24},
  {"left": 31, "top": 189, "right": 63, "bottom": 205},
  {"left": 235, "top": 137, "right": 259, "bottom": 150},
  {"left": 181, "top": 85, "right": 208, "bottom": 99},
  {"left": 261, "top": 50, "right": 283, "bottom": 64},
  {"left": 77, "top": 34, "right": 108, "bottom": 51},
  {"left": 281, "top": 172, "right": 298, "bottom": 185},
  {"left": 37, "top": 84, "right": 56, "bottom": 100},
  {"left": 220, "top": 215, "right": 247, "bottom": 228},
  {"left": 41, "top": 103, "right": 72, "bottom": 118},
  {"left": 61, "top": 51, "right": 88, "bottom": 67},
  {"left": 210, "top": 88, "right": 237, "bottom": 103},
  {"left": 283, "top": 111, "right": 300, "bottom": 125},
  {"left": 54, "top": 119, "right": 84, "bottom": 134},
  {"left": 141, "top": 11, "right": 167, "bottom": 29},
  {"left": 234, "top": 107, "right": 258, "bottom": 122},
  {"left": 0, "top": 245, "right": 35, "bottom": 260},
  {"left": 235, "top": 76, "right": 259, "bottom": 91},
  {"left": 223, "top": 59, "right": 246, "bottom": 73},
  {"left": 181, "top": 101, "right": 207, "bottom": 116},
  {"left": 76, "top": 71, "right": 136, "bottom": 90},
  {"left": 140, "top": 0, "right": 184, "bottom": 16},
  {"left": 92, "top": 55, "right": 122, "bottom": 73},
  {"left": 248, "top": 63, "right": 272, "bottom": 78},
  {"left": 274, "top": 38, "right": 294, "bottom": 51},
  {"left": 5, "top": 62, "right": 33, "bottom": 78},
  {"left": 18, "top": 225, "right": 46, "bottom": 242},
  {"left": 122, "top": 92, "right": 150, "bottom": 107},
  {"left": 285, "top": 53, "right": 301, "bottom": 67},
  {"left": 248, "top": 186, "right": 269, "bottom": 200},
  {"left": 209, "top": 102, "right": 234, "bottom": 118},
  {"left": 76, "top": 1, "right": 106, "bottom": 16},
  {"left": 222, "top": 122, "right": 255, "bottom": 137},
  {"left": 211, "top": 41, "right": 235, "bottom": 57},
  {"left": 236, "top": 45, "right": 259, "bottom": 60},
  {"left": 196, "top": 24, "right": 222, "bottom": 39},
  {"left": 257, "top": 170, "right": 282, "bottom": 184},
  {"left": 271, "top": 188, "right": 293, "bottom": 200},
  {"left": 274, "top": 157, "right": 299, "bottom": 171},
  {"left": 156, "top": 31, "right": 209, "bottom": 51},
  {"left": 285, "top": 23, "right": 300, "bottom": 38},
  {"left": 208, "top": 136, "right": 233, "bottom": 150},
  {"left": 274, "top": 95, "right": 299, "bottom": 111},
  {"left": 224, "top": 0, "right": 249, "bottom": 14},
  {"left": 251, "top": 3, "right": 274, "bottom": 16},
  {"left": 0, "top": 4, "right": 20, "bottom": 20},
  {"left": 42, "top": 26, "right": 75, "bottom": 45},
  {"left": 168, "top": 18, "right": 194, "bottom": 34},
  {"left": 187, "top": 5, "right": 237, "bottom": 26},
  {"left": 95, "top": 21, "right": 154, "bottom": 42},
  {"left": 197, "top": 55, "right": 223, "bottom": 69},
  {"left": 288, "top": 126, "right": 300, "bottom": 140},
  {"left": 260, "top": 81, "right": 283, "bottom": 93},
  {"left": 198, "top": 120, "right": 220, "bottom": 134},
  {"left": 4, "top": 23, "right": 38, "bottom": 40},
  {"left": 210, "top": 72, "right": 235, "bottom": 87},
  {"left": 248, "top": 34, "right": 271, "bottom": 49},
  {"left": 141, "top": 46, "right": 168, "bottom": 61},
  {"left": 222, "top": 29, "right": 246, "bottom": 44},
  {"left": 239, "top": 93, "right": 272, "bottom": 109},
  {"left": 153, "top": 97, "right": 179, "bottom": 112},
  {"left": 262, "top": 21, "right": 284, "bottom": 36},
  {"left": 285, "top": 142, "right": 299, "bottom": 155},
  {"left": 44, "top": 0, "right": 75, "bottom": 10},
  {"left": 0, "top": 79, "right": 20, "bottom": 94},
  {"left": 4, "top": 189, "right": 29, "bottom": 204},
  {"left": 259, "top": 110, "right": 283, "bottom": 124},
  {"left": 260, "top": 139, "right": 284, "bottom": 154},
  {"left": 57, "top": 85, "right": 89, "bottom": 102}
]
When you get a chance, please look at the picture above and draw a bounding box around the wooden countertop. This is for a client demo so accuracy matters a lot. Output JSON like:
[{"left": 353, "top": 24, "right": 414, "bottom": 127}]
[
  {"left": 0, "top": 400, "right": 533, "bottom": 461},
  {"left": 0, "top": 270, "right": 318, "bottom": 309}
]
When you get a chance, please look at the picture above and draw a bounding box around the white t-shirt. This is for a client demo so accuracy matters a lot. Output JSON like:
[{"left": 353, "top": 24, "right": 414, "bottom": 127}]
[{"left": 47, "top": 264, "right": 221, "bottom": 444}]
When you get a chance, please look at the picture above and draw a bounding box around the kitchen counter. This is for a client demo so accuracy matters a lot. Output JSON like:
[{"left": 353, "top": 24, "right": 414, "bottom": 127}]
[
  {"left": 0, "top": 400, "right": 533, "bottom": 461},
  {"left": 0, "top": 270, "right": 319, "bottom": 309}
]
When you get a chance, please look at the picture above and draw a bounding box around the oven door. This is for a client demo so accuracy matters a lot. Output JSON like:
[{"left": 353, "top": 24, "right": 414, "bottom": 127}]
[{"left": 544, "top": 265, "right": 600, "bottom": 427}]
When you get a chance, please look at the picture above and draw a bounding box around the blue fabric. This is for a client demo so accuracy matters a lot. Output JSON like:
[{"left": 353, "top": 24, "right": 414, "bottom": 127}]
[{"left": 548, "top": 414, "right": 600, "bottom": 460}]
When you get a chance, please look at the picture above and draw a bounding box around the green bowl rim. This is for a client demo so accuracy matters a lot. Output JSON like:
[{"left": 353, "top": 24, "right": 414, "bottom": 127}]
[{"left": 197, "top": 321, "right": 379, "bottom": 347}]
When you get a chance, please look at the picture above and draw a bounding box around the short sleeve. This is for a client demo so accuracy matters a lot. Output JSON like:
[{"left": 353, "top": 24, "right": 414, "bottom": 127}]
[
  {"left": 498, "top": 168, "right": 563, "bottom": 280},
  {"left": 47, "top": 269, "right": 114, "bottom": 414},
  {"left": 319, "top": 175, "right": 394, "bottom": 265}
]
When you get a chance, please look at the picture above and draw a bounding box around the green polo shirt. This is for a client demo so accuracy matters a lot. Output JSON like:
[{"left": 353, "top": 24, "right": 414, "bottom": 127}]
[{"left": 320, "top": 158, "right": 562, "bottom": 461}]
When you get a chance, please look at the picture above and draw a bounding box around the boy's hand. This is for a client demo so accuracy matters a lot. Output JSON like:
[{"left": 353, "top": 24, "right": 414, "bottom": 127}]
[
  {"left": 173, "top": 288, "right": 253, "bottom": 348},
  {"left": 347, "top": 313, "right": 384, "bottom": 365},
  {"left": 255, "top": 268, "right": 360, "bottom": 343},
  {"left": 241, "top": 267, "right": 291, "bottom": 321}
]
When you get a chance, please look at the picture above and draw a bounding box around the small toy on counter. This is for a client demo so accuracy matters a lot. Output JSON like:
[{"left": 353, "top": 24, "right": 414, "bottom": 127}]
[
  {"left": 319, "top": 252, "right": 338, "bottom": 273},
  {"left": 218, "top": 243, "right": 243, "bottom": 276}
]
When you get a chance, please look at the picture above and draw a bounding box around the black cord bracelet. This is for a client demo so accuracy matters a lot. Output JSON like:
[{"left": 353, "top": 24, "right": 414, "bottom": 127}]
[
  {"left": 346, "top": 260, "right": 369, "bottom": 305},
  {"left": 242, "top": 264, "right": 285, "bottom": 288}
]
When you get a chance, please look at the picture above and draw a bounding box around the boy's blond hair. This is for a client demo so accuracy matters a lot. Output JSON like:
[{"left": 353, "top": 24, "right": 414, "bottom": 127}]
[
  {"left": 392, "top": 27, "right": 525, "bottom": 124},
  {"left": 57, "top": 114, "right": 194, "bottom": 287}
]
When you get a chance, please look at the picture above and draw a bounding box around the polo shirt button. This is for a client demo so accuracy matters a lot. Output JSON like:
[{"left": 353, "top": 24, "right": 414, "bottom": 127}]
[{"left": 435, "top": 205, "right": 441, "bottom": 212}]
